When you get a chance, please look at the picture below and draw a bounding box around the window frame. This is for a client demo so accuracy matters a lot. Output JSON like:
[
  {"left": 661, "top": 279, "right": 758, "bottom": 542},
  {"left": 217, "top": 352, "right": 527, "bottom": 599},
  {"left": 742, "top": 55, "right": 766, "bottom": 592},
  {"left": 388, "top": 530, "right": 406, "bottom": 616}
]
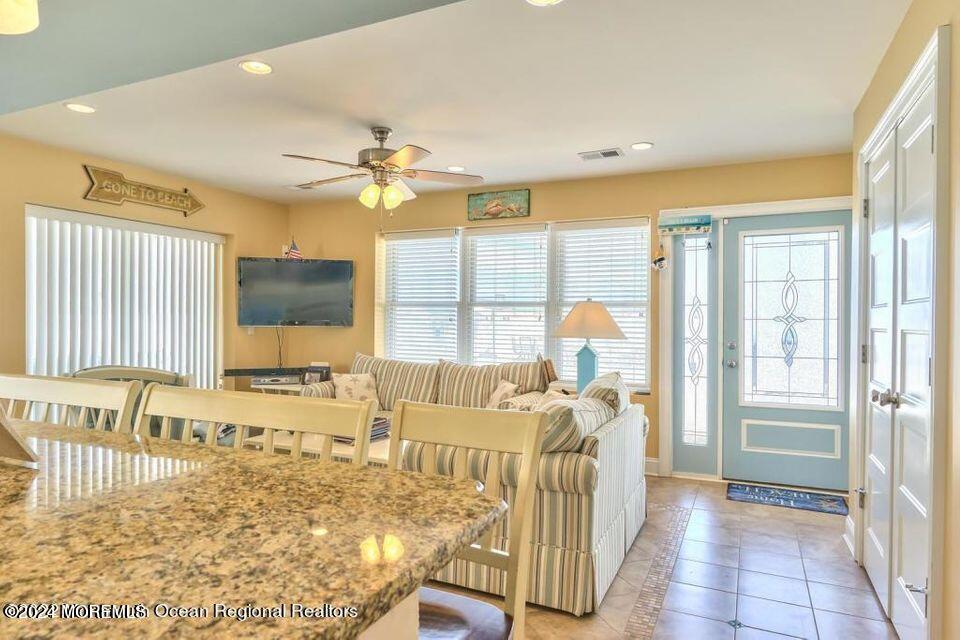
[{"left": 380, "top": 216, "right": 651, "bottom": 391}]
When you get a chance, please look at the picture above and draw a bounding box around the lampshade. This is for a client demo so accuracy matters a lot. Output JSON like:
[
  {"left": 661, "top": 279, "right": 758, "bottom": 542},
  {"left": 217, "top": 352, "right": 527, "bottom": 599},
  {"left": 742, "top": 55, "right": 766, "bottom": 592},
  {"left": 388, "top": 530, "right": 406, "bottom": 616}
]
[
  {"left": 358, "top": 183, "right": 381, "bottom": 209},
  {"left": 555, "top": 299, "right": 626, "bottom": 340},
  {"left": 381, "top": 184, "right": 404, "bottom": 210},
  {"left": 0, "top": 0, "right": 39, "bottom": 34}
]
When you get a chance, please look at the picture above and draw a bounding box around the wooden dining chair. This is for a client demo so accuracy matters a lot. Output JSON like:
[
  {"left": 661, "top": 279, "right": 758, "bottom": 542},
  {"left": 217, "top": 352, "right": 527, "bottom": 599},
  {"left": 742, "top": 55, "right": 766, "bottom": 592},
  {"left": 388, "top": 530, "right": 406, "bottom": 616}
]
[
  {"left": 133, "top": 384, "right": 376, "bottom": 465},
  {"left": 0, "top": 373, "right": 140, "bottom": 432},
  {"left": 387, "top": 401, "right": 547, "bottom": 640}
]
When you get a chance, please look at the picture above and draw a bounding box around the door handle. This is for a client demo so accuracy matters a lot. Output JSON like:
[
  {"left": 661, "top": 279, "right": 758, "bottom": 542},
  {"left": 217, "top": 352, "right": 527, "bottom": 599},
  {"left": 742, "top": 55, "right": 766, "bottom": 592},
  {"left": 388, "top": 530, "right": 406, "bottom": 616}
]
[
  {"left": 726, "top": 359, "right": 738, "bottom": 369},
  {"left": 905, "top": 583, "right": 928, "bottom": 595}
]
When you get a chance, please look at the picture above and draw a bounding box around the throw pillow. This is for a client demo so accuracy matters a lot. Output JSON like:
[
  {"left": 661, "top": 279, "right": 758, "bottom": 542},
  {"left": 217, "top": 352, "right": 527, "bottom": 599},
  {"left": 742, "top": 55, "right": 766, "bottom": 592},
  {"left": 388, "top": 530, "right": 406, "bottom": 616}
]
[
  {"left": 533, "top": 389, "right": 568, "bottom": 411},
  {"left": 332, "top": 373, "right": 381, "bottom": 412},
  {"left": 581, "top": 371, "right": 630, "bottom": 414},
  {"left": 485, "top": 379, "right": 519, "bottom": 409}
]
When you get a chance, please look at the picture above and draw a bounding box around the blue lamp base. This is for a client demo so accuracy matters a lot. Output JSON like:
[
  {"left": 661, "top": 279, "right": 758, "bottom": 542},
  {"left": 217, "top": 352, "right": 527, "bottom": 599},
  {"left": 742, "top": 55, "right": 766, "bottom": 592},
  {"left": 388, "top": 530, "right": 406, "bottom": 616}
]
[{"left": 576, "top": 340, "right": 598, "bottom": 392}]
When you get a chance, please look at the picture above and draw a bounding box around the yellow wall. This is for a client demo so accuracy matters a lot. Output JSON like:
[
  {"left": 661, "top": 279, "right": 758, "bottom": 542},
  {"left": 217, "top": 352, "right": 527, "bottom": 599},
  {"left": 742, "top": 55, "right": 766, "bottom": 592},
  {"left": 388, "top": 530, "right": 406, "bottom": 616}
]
[
  {"left": 0, "top": 132, "right": 290, "bottom": 386},
  {"left": 286, "top": 153, "right": 853, "bottom": 459},
  {"left": 852, "top": 1, "right": 959, "bottom": 636}
]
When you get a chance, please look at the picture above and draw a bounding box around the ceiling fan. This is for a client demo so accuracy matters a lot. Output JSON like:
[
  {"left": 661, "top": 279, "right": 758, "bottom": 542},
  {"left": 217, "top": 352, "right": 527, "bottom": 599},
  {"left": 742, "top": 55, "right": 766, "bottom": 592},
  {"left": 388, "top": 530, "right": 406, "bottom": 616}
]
[{"left": 284, "top": 127, "right": 484, "bottom": 211}]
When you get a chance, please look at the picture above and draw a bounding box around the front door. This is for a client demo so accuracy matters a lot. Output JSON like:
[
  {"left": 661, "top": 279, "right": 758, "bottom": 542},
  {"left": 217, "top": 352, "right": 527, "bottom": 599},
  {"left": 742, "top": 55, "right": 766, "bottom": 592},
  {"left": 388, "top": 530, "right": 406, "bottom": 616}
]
[{"left": 721, "top": 211, "right": 852, "bottom": 491}]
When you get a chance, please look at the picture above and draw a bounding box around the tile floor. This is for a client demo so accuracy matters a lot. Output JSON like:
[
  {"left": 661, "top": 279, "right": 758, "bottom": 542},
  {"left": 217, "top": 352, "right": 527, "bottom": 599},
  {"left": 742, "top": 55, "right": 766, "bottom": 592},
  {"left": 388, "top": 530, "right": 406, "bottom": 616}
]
[{"left": 438, "top": 476, "right": 898, "bottom": 639}]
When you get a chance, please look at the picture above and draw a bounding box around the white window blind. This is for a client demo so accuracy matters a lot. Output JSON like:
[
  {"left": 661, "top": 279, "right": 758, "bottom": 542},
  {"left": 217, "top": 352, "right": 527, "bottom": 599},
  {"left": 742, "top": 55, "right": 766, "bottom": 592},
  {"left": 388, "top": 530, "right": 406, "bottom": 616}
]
[
  {"left": 25, "top": 206, "right": 223, "bottom": 388},
  {"left": 383, "top": 230, "right": 459, "bottom": 363},
  {"left": 464, "top": 226, "right": 547, "bottom": 364},
  {"left": 552, "top": 219, "right": 650, "bottom": 389},
  {"left": 381, "top": 218, "right": 650, "bottom": 388}
]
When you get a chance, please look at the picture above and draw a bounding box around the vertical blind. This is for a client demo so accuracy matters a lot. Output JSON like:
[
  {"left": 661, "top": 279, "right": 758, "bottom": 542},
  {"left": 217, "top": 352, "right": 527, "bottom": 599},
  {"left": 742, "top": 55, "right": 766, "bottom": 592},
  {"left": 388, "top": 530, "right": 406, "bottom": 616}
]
[
  {"left": 382, "top": 217, "right": 650, "bottom": 389},
  {"left": 25, "top": 206, "right": 223, "bottom": 388},
  {"left": 464, "top": 226, "right": 547, "bottom": 364},
  {"left": 383, "top": 230, "right": 460, "bottom": 363}
]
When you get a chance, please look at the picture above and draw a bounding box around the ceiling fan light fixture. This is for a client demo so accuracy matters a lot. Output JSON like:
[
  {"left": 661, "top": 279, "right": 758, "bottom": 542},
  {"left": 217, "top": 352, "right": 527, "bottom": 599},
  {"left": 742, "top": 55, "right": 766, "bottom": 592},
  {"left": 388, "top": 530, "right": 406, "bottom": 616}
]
[
  {"left": 358, "top": 183, "right": 381, "bottom": 209},
  {"left": 447, "top": 166, "right": 465, "bottom": 173},
  {"left": 525, "top": 0, "right": 563, "bottom": 6},
  {"left": 631, "top": 141, "right": 655, "bottom": 151},
  {"left": 382, "top": 184, "right": 404, "bottom": 210},
  {"left": 0, "top": 0, "right": 39, "bottom": 35},
  {"left": 64, "top": 102, "right": 96, "bottom": 114}
]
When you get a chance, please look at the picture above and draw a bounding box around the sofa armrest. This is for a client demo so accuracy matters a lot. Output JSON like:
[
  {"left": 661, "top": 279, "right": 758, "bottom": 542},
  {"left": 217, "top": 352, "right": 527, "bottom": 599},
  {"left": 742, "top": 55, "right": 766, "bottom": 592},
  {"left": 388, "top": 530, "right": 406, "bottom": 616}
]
[
  {"left": 501, "top": 451, "right": 599, "bottom": 494},
  {"left": 580, "top": 405, "right": 646, "bottom": 535},
  {"left": 300, "top": 381, "right": 335, "bottom": 398}
]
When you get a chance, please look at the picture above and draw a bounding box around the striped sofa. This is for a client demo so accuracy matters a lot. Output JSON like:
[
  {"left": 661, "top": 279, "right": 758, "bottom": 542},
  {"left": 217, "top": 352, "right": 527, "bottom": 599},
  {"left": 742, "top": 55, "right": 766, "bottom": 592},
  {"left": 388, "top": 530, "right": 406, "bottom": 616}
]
[{"left": 303, "top": 354, "right": 648, "bottom": 616}]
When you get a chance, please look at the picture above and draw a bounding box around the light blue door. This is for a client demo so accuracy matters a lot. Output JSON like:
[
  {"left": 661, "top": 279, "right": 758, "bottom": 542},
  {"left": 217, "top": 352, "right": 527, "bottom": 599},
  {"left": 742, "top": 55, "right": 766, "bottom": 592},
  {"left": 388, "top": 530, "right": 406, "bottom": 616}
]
[{"left": 721, "top": 211, "right": 851, "bottom": 490}]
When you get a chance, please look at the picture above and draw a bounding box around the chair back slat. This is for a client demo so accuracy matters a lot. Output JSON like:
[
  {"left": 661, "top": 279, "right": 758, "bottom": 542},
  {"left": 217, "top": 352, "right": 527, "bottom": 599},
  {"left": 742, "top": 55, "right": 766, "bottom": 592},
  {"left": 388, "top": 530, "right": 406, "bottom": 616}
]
[
  {"left": 387, "top": 400, "right": 546, "bottom": 637},
  {"left": 0, "top": 374, "right": 139, "bottom": 432},
  {"left": 135, "top": 385, "right": 375, "bottom": 465}
]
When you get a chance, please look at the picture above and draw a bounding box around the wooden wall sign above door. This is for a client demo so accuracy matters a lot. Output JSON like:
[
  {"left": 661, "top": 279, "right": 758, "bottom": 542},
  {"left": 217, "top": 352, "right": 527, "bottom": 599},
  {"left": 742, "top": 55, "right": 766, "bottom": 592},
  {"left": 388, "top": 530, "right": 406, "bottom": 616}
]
[{"left": 83, "top": 165, "right": 204, "bottom": 216}]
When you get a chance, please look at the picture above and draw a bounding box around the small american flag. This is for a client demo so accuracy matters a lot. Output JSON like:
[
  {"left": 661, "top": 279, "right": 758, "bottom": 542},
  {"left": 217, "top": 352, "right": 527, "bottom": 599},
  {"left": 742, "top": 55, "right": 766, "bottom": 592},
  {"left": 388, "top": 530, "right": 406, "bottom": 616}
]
[{"left": 286, "top": 240, "right": 303, "bottom": 260}]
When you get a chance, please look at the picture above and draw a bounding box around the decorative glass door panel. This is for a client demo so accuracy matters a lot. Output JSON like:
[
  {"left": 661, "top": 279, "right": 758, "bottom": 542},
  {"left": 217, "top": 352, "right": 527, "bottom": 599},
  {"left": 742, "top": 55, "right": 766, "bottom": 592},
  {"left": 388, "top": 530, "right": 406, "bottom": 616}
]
[
  {"left": 722, "top": 212, "right": 851, "bottom": 490},
  {"left": 741, "top": 230, "right": 841, "bottom": 408}
]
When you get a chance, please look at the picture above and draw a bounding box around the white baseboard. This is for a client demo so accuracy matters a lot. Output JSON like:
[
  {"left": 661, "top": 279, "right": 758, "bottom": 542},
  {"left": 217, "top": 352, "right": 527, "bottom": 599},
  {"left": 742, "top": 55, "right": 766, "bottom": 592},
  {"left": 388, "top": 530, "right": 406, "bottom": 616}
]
[
  {"left": 671, "top": 471, "right": 725, "bottom": 483},
  {"left": 644, "top": 457, "right": 659, "bottom": 475}
]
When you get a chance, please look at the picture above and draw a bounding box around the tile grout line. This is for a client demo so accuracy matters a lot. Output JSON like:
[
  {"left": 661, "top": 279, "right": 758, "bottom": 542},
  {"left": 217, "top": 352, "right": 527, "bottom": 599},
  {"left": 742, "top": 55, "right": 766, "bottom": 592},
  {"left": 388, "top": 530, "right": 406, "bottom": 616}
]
[{"left": 623, "top": 502, "right": 692, "bottom": 639}]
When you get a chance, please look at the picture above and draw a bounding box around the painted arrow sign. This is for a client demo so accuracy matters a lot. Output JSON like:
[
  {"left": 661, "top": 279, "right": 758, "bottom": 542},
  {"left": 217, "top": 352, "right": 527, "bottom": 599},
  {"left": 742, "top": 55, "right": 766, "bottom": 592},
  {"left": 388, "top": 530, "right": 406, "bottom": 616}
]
[{"left": 83, "top": 165, "right": 204, "bottom": 216}]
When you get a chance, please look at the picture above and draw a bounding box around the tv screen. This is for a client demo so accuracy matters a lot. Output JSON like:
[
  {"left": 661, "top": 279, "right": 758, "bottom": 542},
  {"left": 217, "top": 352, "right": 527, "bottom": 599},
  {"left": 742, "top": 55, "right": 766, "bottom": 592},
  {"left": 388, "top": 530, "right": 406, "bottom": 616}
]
[{"left": 237, "top": 258, "right": 354, "bottom": 327}]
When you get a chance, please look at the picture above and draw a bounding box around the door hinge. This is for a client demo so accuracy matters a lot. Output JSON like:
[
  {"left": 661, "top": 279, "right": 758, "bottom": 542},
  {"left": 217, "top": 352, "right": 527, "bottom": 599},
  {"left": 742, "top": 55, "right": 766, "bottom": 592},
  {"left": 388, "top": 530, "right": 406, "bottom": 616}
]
[
  {"left": 860, "top": 344, "right": 869, "bottom": 365},
  {"left": 862, "top": 198, "right": 870, "bottom": 218},
  {"left": 856, "top": 487, "right": 867, "bottom": 509}
]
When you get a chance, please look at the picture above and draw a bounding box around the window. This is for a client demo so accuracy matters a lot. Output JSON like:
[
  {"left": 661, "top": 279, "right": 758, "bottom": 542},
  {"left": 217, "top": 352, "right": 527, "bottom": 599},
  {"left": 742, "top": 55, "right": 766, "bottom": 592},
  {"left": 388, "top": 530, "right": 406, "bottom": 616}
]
[
  {"left": 464, "top": 226, "right": 547, "bottom": 364},
  {"left": 382, "top": 230, "right": 459, "bottom": 363},
  {"left": 552, "top": 220, "right": 650, "bottom": 388},
  {"left": 679, "top": 237, "right": 712, "bottom": 446},
  {"left": 381, "top": 217, "right": 651, "bottom": 389},
  {"left": 25, "top": 205, "right": 223, "bottom": 388}
]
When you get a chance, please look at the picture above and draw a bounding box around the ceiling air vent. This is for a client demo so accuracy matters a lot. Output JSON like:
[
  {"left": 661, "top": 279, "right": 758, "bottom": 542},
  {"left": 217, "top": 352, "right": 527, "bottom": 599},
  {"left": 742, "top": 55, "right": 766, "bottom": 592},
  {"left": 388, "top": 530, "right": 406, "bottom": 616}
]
[{"left": 578, "top": 147, "right": 625, "bottom": 161}]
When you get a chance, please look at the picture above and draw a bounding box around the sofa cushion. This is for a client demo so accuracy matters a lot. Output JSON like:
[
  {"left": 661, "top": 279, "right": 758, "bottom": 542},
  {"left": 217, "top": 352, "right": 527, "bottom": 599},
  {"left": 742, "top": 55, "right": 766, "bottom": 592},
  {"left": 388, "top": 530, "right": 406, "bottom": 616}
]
[
  {"left": 580, "top": 371, "right": 630, "bottom": 415},
  {"left": 350, "top": 353, "right": 439, "bottom": 411},
  {"left": 436, "top": 360, "right": 547, "bottom": 408},
  {"left": 301, "top": 381, "right": 335, "bottom": 398},
  {"left": 497, "top": 391, "right": 544, "bottom": 411},
  {"left": 332, "top": 372, "right": 381, "bottom": 413},
  {"left": 540, "top": 397, "right": 616, "bottom": 452},
  {"left": 485, "top": 379, "right": 519, "bottom": 409}
]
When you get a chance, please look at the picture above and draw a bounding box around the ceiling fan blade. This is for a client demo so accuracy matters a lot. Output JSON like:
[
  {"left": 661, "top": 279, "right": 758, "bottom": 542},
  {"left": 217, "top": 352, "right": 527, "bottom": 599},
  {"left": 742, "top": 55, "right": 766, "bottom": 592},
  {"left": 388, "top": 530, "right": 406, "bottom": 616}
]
[
  {"left": 392, "top": 178, "right": 417, "bottom": 201},
  {"left": 283, "top": 153, "right": 368, "bottom": 172},
  {"left": 402, "top": 169, "right": 484, "bottom": 186},
  {"left": 294, "top": 173, "right": 368, "bottom": 190},
  {"left": 383, "top": 145, "right": 431, "bottom": 170}
]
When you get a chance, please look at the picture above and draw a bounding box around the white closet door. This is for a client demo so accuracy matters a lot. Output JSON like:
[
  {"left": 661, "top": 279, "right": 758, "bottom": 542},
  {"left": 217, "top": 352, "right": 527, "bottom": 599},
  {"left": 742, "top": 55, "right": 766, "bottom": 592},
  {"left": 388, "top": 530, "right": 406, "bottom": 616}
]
[
  {"left": 889, "top": 81, "right": 936, "bottom": 640},
  {"left": 863, "top": 127, "right": 896, "bottom": 615}
]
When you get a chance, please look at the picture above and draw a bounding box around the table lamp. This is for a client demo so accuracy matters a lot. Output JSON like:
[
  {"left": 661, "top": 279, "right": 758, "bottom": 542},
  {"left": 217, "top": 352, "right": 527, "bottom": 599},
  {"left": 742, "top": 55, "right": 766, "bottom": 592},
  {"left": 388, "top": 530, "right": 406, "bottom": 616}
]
[{"left": 555, "top": 299, "right": 626, "bottom": 392}]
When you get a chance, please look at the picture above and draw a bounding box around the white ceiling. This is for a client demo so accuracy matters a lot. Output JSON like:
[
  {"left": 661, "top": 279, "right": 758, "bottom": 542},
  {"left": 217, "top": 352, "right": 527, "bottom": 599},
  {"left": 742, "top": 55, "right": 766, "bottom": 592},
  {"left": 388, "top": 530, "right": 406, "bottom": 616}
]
[{"left": 0, "top": 0, "right": 910, "bottom": 203}]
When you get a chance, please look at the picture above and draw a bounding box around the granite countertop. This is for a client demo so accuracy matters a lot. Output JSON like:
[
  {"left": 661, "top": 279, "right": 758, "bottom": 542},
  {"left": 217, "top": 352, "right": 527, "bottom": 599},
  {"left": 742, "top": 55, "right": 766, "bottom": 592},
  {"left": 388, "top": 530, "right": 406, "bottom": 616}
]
[{"left": 0, "top": 422, "right": 507, "bottom": 639}]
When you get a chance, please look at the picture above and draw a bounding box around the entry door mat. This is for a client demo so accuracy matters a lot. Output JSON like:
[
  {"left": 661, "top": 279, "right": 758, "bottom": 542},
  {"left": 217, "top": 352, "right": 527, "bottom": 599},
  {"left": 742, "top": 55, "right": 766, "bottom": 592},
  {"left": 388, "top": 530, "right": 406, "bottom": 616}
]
[{"left": 726, "top": 483, "right": 848, "bottom": 516}]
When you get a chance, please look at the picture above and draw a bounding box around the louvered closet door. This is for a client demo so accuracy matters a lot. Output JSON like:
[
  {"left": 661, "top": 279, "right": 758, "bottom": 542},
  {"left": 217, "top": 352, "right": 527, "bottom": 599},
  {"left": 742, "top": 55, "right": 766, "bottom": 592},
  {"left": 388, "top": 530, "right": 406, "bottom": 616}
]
[{"left": 24, "top": 205, "right": 223, "bottom": 388}]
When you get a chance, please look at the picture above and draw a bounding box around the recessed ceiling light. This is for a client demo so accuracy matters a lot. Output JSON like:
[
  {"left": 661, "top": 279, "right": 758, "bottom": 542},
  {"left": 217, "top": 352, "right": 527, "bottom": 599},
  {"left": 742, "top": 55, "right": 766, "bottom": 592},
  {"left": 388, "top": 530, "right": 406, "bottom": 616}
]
[
  {"left": 64, "top": 103, "right": 96, "bottom": 114},
  {"left": 631, "top": 142, "right": 654, "bottom": 151},
  {"left": 447, "top": 166, "right": 465, "bottom": 172},
  {"left": 239, "top": 60, "right": 272, "bottom": 75},
  {"left": 526, "top": 0, "right": 564, "bottom": 6}
]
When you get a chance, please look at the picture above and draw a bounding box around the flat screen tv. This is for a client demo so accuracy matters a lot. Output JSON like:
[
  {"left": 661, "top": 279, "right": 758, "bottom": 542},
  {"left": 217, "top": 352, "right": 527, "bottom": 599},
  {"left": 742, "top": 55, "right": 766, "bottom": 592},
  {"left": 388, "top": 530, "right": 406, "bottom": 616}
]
[{"left": 237, "top": 258, "right": 354, "bottom": 327}]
